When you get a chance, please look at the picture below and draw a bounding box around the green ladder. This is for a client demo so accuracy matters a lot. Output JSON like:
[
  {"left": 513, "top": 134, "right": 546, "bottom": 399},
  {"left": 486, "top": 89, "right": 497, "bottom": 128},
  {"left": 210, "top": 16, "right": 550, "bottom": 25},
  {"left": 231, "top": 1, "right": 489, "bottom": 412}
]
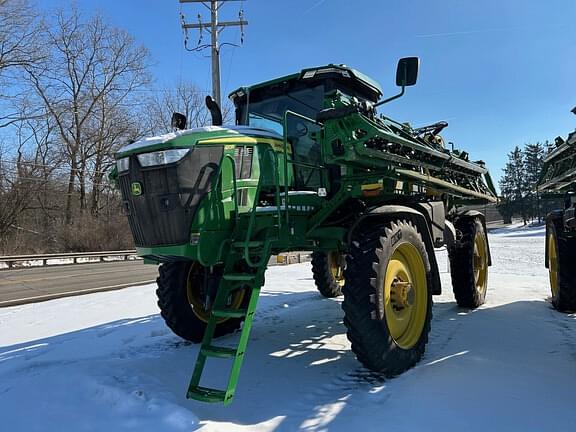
[
  {"left": 186, "top": 241, "right": 270, "bottom": 405},
  {"left": 187, "top": 145, "right": 283, "bottom": 404}
]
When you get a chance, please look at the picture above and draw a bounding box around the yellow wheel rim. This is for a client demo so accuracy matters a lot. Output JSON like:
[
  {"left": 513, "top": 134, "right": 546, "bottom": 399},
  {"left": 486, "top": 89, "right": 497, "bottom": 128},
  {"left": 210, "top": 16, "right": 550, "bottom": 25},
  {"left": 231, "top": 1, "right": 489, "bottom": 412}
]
[
  {"left": 186, "top": 263, "right": 245, "bottom": 324},
  {"left": 384, "top": 242, "right": 428, "bottom": 349},
  {"left": 547, "top": 230, "right": 559, "bottom": 299},
  {"left": 473, "top": 230, "right": 488, "bottom": 297},
  {"left": 328, "top": 251, "right": 345, "bottom": 287}
]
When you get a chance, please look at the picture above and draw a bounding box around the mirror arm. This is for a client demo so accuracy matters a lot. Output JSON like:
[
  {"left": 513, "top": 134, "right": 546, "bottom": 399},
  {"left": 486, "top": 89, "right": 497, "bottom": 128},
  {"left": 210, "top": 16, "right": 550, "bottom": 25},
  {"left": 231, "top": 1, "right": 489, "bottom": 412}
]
[{"left": 374, "top": 84, "right": 405, "bottom": 107}]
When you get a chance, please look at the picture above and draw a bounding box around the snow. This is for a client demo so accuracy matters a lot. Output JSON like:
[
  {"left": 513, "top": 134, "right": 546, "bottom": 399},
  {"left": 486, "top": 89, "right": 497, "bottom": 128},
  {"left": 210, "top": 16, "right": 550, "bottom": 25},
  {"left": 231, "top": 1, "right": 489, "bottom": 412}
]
[
  {"left": 1, "top": 224, "right": 576, "bottom": 431},
  {"left": 118, "top": 126, "right": 282, "bottom": 154}
]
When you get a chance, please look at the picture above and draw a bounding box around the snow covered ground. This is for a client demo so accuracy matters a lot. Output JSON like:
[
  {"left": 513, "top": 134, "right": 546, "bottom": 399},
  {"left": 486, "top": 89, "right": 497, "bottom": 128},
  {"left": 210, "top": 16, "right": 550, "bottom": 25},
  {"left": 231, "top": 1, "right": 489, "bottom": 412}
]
[{"left": 1, "top": 224, "right": 575, "bottom": 431}]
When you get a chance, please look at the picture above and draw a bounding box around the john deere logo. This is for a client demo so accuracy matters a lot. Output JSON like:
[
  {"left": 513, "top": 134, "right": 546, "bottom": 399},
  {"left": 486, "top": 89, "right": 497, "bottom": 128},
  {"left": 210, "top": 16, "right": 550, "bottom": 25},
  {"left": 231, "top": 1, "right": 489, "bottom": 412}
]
[{"left": 131, "top": 182, "right": 142, "bottom": 196}]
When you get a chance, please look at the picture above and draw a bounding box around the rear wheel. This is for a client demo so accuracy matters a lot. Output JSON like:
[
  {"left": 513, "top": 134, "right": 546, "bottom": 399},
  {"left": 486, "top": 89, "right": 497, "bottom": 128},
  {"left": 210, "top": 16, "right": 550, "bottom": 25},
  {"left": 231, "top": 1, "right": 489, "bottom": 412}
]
[
  {"left": 156, "top": 262, "right": 246, "bottom": 342},
  {"left": 311, "top": 251, "right": 345, "bottom": 298},
  {"left": 448, "top": 218, "right": 489, "bottom": 308},
  {"left": 547, "top": 222, "right": 576, "bottom": 312},
  {"left": 342, "top": 219, "right": 432, "bottom": 376}
]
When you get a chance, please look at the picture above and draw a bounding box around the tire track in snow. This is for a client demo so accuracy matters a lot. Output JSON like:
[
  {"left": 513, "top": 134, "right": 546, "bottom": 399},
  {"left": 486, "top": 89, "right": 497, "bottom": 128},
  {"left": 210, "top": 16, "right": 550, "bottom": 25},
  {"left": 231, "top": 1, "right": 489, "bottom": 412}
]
[
  {"left": 276, "top": 298, "right": 472, "bottom": 430},
  {"left": 543, "top": 301, "right": 576, "bottom": 360}
]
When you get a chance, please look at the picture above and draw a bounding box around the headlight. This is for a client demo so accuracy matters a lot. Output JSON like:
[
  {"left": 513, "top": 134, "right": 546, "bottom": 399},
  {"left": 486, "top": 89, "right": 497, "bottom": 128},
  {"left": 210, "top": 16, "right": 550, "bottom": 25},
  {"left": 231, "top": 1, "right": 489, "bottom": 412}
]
[
  {"left": 136, "top": 149, "right": 190, "bottom": 167},
  {"left": 116, "top": 157, "right": 130, "bottom": 173}
]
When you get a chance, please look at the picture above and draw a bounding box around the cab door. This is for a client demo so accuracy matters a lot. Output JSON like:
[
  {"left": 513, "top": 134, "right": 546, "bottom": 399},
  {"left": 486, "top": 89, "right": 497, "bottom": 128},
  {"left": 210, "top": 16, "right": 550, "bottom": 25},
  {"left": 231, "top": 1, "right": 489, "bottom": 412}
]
[{"left": 285, "top": 113, "right": 326, "bottom": 191}]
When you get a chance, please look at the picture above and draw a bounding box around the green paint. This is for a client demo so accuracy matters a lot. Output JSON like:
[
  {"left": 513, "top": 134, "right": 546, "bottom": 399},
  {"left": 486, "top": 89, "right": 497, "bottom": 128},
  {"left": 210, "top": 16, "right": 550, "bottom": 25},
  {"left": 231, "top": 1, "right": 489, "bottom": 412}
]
[{"left": 113, "top": 61, "right": 498, "bottom": 404}]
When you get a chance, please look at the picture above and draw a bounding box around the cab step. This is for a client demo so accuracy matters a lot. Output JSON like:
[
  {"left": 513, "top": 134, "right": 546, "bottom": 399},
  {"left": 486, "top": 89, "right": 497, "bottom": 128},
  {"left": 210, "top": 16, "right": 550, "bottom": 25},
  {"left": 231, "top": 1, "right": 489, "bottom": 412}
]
[
  {"left": 212, "top": 308, "right": 247, "bottom": 318},
  {"left": 201, "top": 345, "right": 239, "bottom": 359},
  {"left": 186, "top": 386, "right": 231, "bottom": 404},
  {"left": 223, "top": 273, "right": 256, "bottom": 282},
  {"left": 232, "top": 241, "right": 264, "bottom": 248}
]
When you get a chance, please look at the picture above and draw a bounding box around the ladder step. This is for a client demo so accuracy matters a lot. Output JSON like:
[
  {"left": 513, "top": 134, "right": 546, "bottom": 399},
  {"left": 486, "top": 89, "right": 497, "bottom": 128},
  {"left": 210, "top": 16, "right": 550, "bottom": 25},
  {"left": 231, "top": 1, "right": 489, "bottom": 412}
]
[
  {"left": 223, "top": 273, "right": 256, "bottom": 281},
  {"left": 187, "top": 386, "right": 230, "bottom": 403},
  {"left": 201, "top": 345, "right": 239, "bottom": 359},
  {"left": 212, "top": 308, "right": 247, "bottom": 318},
  {"left": 232, "top": 241, "right": 264, "bottom": 248}
]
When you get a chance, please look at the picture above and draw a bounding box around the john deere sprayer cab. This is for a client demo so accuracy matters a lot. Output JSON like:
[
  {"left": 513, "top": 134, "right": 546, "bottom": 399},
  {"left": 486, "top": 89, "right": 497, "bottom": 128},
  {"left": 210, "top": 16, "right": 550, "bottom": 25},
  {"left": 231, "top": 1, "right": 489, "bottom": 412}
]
[
  {"left": 538, "top": 108, "right": 576, "bottom": 312},
  {"left": 113, "top": 57, "right": 497, "bottom": 404}
]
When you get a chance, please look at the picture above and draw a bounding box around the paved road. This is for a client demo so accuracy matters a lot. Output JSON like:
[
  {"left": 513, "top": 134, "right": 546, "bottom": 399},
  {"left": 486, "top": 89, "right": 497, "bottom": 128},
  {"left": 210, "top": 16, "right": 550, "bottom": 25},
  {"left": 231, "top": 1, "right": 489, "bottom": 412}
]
[{"left": 0, "top": 260, "right": 159, "bottom": 307}]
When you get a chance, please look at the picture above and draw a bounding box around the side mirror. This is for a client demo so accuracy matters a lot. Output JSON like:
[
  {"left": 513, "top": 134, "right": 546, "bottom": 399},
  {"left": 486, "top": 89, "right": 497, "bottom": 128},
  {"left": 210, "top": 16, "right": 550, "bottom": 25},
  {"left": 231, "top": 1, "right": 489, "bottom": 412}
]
[
  {"left": 374, "top": 56, "right": 420, "bottom": 107},
  {"left": 171, "top": 112, "right": 187, "bottom": 130},
  {"left": 396, "top": 57, "right": 419, "bottom": 87}
]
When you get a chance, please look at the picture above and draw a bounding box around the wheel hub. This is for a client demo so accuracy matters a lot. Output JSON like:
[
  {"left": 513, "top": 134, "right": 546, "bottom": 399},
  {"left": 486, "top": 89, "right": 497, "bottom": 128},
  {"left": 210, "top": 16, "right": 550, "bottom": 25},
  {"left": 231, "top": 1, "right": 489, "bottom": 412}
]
[
  {"left": 473, "top": 253, "right": 483, "bottom": 270},
  {"left": 187, "top": 263, "right": 245, "bottom": 324},
  {"left": 329, "top": 252, "right": 346, "bottom": 287},
  {"left": 383, "top": 240, "right": 428, "bottom": 350},
  {"left": 390, "top": 278, "right": 414, "bottom": 311},
  {"left": 547, "top": 230, "right": 559, "bottom": 298},
  {"left": 473, "top": 231, "right": 488, "bottom": 295}
]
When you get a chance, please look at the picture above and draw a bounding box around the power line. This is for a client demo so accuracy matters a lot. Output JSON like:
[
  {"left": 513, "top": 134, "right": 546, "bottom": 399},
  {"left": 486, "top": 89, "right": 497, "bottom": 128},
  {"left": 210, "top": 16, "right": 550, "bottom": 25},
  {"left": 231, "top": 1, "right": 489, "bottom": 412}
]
[
  {"left": 117, "top": 87, "right": 213, "bottom": 94},
  {"left": 179, "top": 0, "right": 248, "bottom": 107},
  {"left": 2, "top": 174, "right": 117, "bottom": 190},
  {"left": 0, "top": 170, "right": 118, "bottom": 186},
  {"left": 0, "top": 159, "right": 114, "bottom": 176}
]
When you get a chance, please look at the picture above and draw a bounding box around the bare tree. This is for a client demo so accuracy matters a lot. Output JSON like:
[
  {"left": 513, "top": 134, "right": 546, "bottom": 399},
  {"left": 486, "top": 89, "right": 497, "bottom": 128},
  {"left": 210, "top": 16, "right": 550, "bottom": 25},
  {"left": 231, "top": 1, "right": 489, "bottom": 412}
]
[
  {"left": 25, "top": 8, "right": 151, "bottom": 224},
  {"left": 143, "top": 82, "right": 209, "bottom": 135},
  {"left": 0, "top": 121, "right": 50, "bottom": 242},
  {"left": 84, "top": 95, "right": 142, "bottom": 215},
  {"left": 0, "top": 0, "right": 43, "bottom": 128},
  {"left": 143, "top": 81, "right": 234, "bottom": 135}
]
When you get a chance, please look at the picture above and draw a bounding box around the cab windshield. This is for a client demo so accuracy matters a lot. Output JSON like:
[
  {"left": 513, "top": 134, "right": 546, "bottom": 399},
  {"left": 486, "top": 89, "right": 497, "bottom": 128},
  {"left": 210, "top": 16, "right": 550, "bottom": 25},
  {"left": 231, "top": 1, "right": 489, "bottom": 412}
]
[
  {"left": 236, "top": 84, "right": 325, "bottom": 190},
  {"left": 241, "top": 84, "right": 324, "bottom": 134},
  {"left": 233, "top": 77, "right": 377, "bottom": 190}
]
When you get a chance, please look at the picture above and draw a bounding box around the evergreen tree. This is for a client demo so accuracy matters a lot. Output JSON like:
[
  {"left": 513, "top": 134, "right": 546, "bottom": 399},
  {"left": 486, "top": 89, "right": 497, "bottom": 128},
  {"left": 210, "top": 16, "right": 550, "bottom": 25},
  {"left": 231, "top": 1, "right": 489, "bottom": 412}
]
[
  {"left": 524, "top": 142, "right": 545, "bottom": 221},
  {"left": 499, "top": 146, "right": 530, "bottom": 224},
  {"left": 524, "top": 142, "right": 545, "bottom": 188}
]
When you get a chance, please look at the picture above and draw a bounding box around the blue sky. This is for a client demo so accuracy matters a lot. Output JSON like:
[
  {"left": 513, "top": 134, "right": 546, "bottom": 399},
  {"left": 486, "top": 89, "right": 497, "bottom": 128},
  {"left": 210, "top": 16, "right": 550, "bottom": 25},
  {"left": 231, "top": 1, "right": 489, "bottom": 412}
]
[{"left": 40, "top": 0, "right": 576, "bottom": 184}]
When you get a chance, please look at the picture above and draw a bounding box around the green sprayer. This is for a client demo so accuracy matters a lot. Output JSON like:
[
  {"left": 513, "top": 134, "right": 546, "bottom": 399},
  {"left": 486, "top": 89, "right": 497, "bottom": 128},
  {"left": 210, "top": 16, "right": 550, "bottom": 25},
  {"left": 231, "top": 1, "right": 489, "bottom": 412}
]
[
  {"left": 538, "top": 108, "right": 576, "bottom": 311},
  {"left": 112, "top": 58, "right": 497, "bottom": 404}
]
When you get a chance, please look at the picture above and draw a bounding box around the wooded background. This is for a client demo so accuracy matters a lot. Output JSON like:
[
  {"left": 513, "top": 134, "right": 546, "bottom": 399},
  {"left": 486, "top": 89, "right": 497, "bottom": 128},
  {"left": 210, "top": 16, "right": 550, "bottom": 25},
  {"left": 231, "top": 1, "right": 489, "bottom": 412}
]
[
  {"left": 498, "top": 142, "right": 564, "bottom": 225},
  {"left": 0, "top": 0, "right": 232, "bottom": 254},
  {"left": 0, "top": 0, "right": 565, "bottom": 254}
]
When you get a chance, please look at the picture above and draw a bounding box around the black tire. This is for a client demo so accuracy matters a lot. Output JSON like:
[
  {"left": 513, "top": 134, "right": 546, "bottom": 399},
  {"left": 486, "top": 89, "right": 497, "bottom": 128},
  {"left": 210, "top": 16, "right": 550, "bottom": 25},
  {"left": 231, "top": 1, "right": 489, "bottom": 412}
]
[
  {"left": 547, "top": 221, "right": 576, "bottom": 312},
  {"left": 448, "top": 218, "right": 488, "bottom": 309},
  {"left": 156, "top": 262, "right": 244, "bottom": 343},
  {"left": 342, "top": 219, "right": 432, "bottom": 376},
  {"left": 311, "top": 251, "right": 345, "bottom": 298}
]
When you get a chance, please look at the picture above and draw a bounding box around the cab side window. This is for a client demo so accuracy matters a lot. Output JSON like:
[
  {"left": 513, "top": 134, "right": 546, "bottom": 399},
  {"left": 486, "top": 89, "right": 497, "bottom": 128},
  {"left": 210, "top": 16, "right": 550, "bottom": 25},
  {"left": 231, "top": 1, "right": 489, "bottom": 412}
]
[{"left": 286, "top": 117, "right": 322, "bottom": 189}]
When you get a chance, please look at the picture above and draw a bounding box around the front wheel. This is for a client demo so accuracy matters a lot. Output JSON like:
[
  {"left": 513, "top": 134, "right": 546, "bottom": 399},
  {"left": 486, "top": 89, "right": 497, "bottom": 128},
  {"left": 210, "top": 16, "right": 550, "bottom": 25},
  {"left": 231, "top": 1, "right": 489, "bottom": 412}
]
[
  {"left": 547, "top": 222, "right": 576, "bottom": 312},
  {"left": 342, "top": 219, "right": 432, "bottom": 376},
  {"left": 448, "top": 218, "right": 489, "bottom": 309},
  {"left": 156, "top": 262, "right": 246, "bottom": 342}
]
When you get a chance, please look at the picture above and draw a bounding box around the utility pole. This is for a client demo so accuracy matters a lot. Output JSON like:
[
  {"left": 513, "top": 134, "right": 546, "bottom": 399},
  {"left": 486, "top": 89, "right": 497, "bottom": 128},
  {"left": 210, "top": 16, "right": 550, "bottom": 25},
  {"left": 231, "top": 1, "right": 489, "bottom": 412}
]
[{"left": 179, "top": 0, "right": 247, "bottom": 107}]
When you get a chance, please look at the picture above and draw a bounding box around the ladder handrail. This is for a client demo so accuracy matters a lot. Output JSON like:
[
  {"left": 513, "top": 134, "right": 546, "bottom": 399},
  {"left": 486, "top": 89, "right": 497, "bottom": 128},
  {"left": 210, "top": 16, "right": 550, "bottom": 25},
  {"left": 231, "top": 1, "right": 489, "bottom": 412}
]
[
  {"left": 197, "top": 152, "right": 240, "bottom": 266},
  {"left": 223, "top": 153, "right": 240, "bottom": 222},
  {"left": 242, "top": 146, "right": 282, "bottom": 268}
]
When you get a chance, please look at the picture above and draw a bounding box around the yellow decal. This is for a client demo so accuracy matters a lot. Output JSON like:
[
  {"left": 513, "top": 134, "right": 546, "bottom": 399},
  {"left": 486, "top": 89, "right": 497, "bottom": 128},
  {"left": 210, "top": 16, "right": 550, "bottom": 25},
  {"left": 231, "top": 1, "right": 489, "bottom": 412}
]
[
  {"left": 269, "top": 140, "right": 293, "bottom": 155},
  {"left": 198, "top": 137, "right": 292, "bottom": 154},
  {"left": 361, "top": 182, "right": 383, "bottom": 191}
]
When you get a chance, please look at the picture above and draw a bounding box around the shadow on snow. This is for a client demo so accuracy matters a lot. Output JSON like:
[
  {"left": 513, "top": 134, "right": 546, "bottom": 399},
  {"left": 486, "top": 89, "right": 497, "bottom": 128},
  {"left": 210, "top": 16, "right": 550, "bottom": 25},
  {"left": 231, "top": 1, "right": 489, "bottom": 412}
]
[{"left": 1, "top": 292, "right": 575, "bottom": 431}]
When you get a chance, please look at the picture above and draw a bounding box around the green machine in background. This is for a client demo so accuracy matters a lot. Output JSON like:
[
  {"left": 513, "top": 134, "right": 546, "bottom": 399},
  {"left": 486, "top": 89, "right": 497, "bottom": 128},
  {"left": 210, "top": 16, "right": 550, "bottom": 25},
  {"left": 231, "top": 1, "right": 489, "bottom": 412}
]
[
  {"left": 113, "top": 58, "right": 497, "bottom": 404},
  {"left": 538, "top": 108, "right": 576, "bottom": 312}
]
